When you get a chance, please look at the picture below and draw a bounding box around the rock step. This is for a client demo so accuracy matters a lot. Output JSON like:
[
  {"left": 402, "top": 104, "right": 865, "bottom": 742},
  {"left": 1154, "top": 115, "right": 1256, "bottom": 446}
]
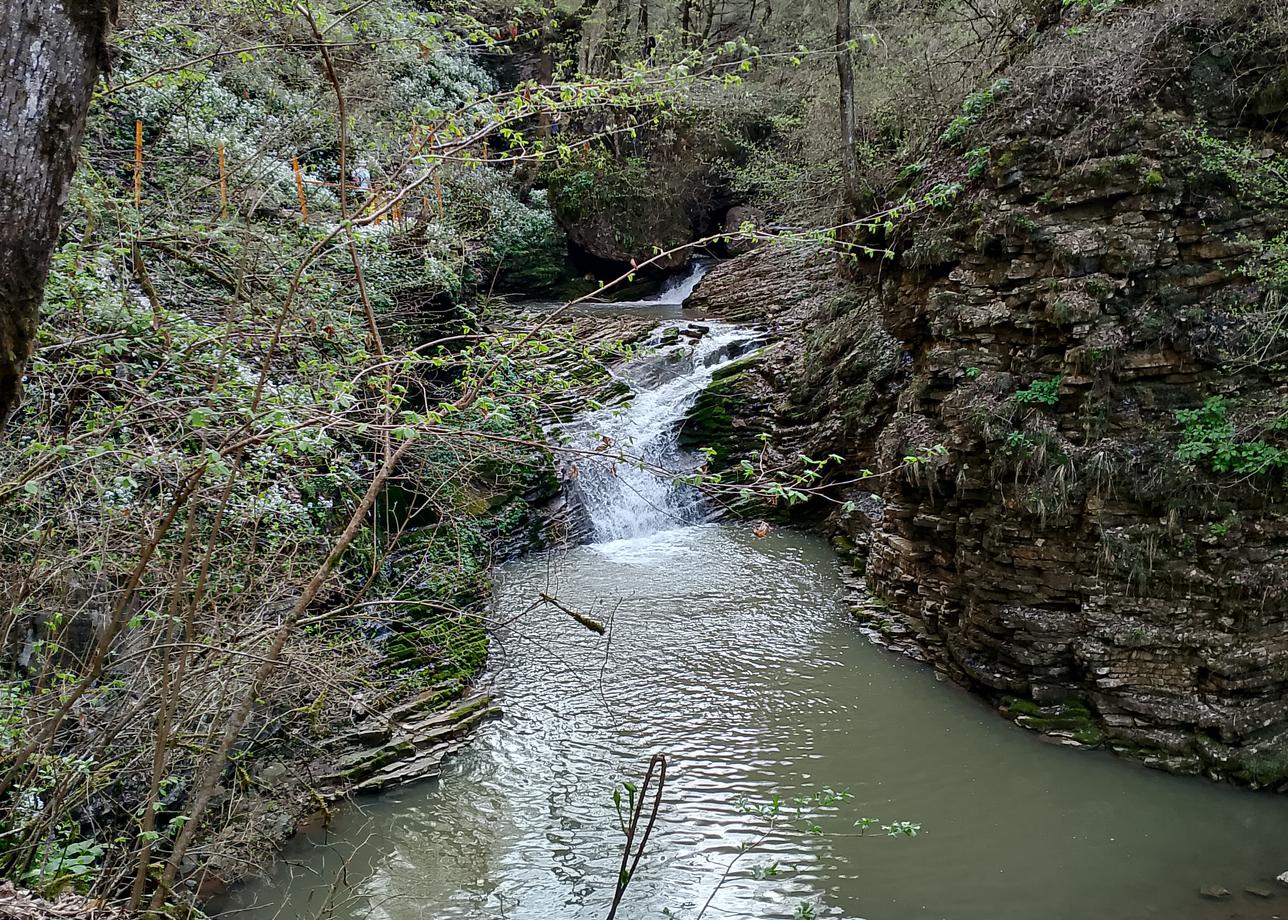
[{"left": 320, "top": 691, "right": 500, "bottom": 793}]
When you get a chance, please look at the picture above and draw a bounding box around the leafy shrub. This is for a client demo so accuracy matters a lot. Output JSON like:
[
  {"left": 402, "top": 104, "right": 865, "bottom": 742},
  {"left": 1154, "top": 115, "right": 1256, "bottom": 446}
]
[
  {"left": 1191, "top": 129, "right": 1288, "bottom": 205},
  {"left": 1015, "top": 377, "right": 1061, "bottom": 406},
  {"left": 964, "top": 146, "right": 991, "bottom": 178},
  {"left": 1176, "top": 397, "right": 1288, "bottom": 475},
  {"left": 939, "top": 78, "right": 1013, "bottom": 147}
]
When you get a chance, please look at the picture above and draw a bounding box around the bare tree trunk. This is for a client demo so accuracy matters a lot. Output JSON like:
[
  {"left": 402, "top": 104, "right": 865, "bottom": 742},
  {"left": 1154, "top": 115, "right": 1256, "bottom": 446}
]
[
  {"left": 836, "top": 0, "right": 863, "bottom": 213},
  {"left": 537, "top": 15, "right": 555, "bottom": 138},
  {"left": 0, "top": 0, "right": 114, "bottom": 431}
]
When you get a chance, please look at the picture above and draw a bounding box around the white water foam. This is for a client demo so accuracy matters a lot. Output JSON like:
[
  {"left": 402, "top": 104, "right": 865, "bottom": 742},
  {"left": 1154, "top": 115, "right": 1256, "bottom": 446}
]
[
  {"left": 610, "top": 259, "right": 710, "bottom": 308},
  {"left": 563, "top": 322, "right": 758, "bottom": 542}
]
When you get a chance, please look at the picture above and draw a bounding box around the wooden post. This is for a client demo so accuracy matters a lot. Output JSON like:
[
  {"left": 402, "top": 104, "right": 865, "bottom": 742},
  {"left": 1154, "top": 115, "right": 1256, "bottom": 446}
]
[
  {"left": 292, "top": 156, "right": 308, "bottom": 223},
  {"left": 217, "top": 142, "right": 228, "bottom": 218},
  {"left": 133, "top": 120, "right": 143, "bottom": 207},
  {"left": 434, "top": 170, "right": 443, "bottom": 218}
]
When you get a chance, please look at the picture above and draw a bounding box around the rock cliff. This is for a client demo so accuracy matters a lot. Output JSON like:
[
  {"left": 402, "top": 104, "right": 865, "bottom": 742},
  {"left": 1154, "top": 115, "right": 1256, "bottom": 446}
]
[{"left": 691, "top": 0, "right": 1288, "bottom": 784}]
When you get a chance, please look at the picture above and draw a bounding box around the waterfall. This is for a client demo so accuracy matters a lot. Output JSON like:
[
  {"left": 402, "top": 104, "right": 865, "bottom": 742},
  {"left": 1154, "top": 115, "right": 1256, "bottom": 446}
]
[
  {"left": 564, "top": 322, "right": 758, "bottom": 542},
  {"left": 644, "top": 260, "right": 709, "bottom": 304},
  {"left": 610, "top": 260, "right": 711, "bottom": 309}
]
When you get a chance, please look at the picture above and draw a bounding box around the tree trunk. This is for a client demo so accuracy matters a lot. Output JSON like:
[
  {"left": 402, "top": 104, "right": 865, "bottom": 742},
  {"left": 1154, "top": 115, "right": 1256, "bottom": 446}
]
[
  {"left": 836, "top": 0, "right": 862, "bottom": 214},
  {"left": 537, "top": 15, "right": 555, "bottom": 138},
  {"left": 0, "top": 0, "right": 113, "bottom": 431}
]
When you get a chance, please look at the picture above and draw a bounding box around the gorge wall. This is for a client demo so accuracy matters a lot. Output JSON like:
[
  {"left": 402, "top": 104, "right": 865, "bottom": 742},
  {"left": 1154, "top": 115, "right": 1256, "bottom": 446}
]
[{"left": 691, "top": 1, "right": 1288, "bottom": 784}]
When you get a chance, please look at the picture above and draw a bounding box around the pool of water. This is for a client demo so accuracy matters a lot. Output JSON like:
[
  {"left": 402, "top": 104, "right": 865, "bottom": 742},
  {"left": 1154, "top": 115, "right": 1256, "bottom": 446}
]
[{"left": 221, "top": 524, "right": 1288, "bottom": 920}]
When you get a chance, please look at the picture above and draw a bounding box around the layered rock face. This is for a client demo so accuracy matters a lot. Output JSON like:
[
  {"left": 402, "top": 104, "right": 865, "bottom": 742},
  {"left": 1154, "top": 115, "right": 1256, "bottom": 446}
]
[{"left": 696, "top": 2, "right": 1288, "bottom": 783}]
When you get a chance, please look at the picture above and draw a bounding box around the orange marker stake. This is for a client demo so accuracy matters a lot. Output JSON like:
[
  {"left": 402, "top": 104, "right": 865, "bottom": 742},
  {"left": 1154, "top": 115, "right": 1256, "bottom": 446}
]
[{"left": 292, "top": 156, "right": 308, "bottom": 223}]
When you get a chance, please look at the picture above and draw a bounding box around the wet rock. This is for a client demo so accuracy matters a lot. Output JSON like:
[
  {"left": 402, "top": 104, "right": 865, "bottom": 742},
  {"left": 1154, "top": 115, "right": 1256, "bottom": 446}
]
[
  {"left": 1276, "top": 871, "right": 1288, "bottom": 888},
  {"left": 1245, "top": 887, "right": 1274, "bottom": 898},
  {"left": 319, "top": 691, "right": 500, "bottom": 796},
  {"left": 1199, "top": 886, "right": 1231, "bottom": 900}
]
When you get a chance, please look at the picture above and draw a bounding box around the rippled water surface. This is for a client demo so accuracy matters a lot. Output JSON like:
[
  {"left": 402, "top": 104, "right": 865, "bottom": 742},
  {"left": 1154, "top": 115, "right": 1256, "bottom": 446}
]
[{"left": 224, "top": 525, "right": 1288, "bottom": 920}]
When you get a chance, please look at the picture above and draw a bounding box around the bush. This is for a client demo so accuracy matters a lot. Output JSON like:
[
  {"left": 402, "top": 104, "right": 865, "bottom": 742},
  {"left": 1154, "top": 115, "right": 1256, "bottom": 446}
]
[{"left": 1176, "top": 397, "right": 1288, "bottom": 475}]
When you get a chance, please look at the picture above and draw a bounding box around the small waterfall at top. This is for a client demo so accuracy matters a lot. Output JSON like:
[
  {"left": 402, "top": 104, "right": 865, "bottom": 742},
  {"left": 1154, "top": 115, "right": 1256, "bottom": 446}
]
[
  {"left": 644, "top": 260, "right": 709, "bottom": 304},
  {"left": 565, "top": 322, "right": 759, "bottom": 542},
  {"left": 610, "top": 259, "right": 711, "bottom": 308}
]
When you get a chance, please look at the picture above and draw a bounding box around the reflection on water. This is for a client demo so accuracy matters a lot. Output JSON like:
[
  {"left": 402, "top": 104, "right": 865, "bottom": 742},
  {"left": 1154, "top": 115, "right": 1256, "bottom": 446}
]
[{"left": 222, "top": 526, "right": 1288, "bottom": 920}]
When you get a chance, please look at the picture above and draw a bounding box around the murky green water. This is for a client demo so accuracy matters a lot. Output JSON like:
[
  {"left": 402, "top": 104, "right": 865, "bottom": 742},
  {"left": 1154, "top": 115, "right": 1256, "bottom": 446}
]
[{"left": 223, "top": 525, "right": 1288, "bottom": 920}]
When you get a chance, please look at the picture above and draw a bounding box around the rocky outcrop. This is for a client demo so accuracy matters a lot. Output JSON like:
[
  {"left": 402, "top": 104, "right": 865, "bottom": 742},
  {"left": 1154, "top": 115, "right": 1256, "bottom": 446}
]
[
  {"left": 699, "top": 2, "right": 1288, "bottom": 785},
  {"left": 320, "top": 688, "right": 499, "bottom": 793},
  {"left": 547, "top": 129, "right": 729, "bottom": 271},
  {"left": 684, "top": 245, "right": 900, "bottom": 479}
]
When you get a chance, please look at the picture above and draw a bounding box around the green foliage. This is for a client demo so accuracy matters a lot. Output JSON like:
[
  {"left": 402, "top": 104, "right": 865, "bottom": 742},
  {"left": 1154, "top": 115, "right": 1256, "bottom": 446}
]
[
  {"left": 964, "top": 146, "right": 991, "bottom": 179},
  {"left": 1190, "top": 129, "right": 1288, "bottom": 206},
  {"left": 548, "top": 153, "right": 651, "bottom": 218},
  {"left": 1005, "top": 430, "right": 1037, "bottom": 454},
  {"left": 1014, "top": 377, "right": 1061, "bottom": 406},
  {"left": 1246, "top": 232, "right": 1288, "bottom": 292},
  {"left": 939, "top": 116, "right": 973, "bottom": 147},
  {"left": 1062, "top": 0, "right": 1121, "bottom": 13},
  {"left": 939, "top": 78, "right": 1012, "bottom": 147},
  {"left": 1176, "top": 397, "right": 1288, "bottom": 475},
  {"left": 927, "top": 181, "right": 964, "bottom": 209}
]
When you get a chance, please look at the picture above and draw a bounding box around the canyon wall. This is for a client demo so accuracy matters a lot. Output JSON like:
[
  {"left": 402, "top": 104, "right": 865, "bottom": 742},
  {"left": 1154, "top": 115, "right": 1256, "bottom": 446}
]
[{"left": 693, "top": 1, "right": 1288, "bottom": 784}]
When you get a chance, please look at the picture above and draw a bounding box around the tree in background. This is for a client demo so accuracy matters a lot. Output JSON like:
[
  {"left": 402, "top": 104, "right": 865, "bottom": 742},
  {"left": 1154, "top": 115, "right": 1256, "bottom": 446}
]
[{"left": 836, "top": 0, "right": 863, "bottom": 213}]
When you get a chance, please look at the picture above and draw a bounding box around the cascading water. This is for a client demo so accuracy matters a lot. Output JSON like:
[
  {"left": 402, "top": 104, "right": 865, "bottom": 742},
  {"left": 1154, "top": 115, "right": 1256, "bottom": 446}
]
[
  {"left": 606, "top": 259, "right": 711, "bottom": 309},
  {"left": 644, "top": 259, "right": 709, "bottom": 304},
  {"left": 564, "top": 322, "right": 757, "bottom": 542}
]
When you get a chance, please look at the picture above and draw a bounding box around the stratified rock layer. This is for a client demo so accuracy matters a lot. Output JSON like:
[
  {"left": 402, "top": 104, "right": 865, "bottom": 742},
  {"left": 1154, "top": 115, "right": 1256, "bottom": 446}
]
[{"left": 696, "top": 1, "right": 1288, "bottom": 784}]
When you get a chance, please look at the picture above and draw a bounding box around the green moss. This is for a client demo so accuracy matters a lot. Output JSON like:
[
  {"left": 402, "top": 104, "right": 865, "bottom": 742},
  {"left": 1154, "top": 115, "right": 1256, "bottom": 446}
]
[
  {"left": 1003, "top": 697, "right": 1100, "bottom": 743},
  {"left": 831, "top": 534, "right": 857, "bottom": 556},
  {"left": 1001, "top": 696, "right": 1043, "bottom": 717},
  {"left": 1072, "top": 726, "right": 1103, "bottom": 746},
  {"left": 1237, "top": 750, "right": 1288, "bottom": 786},
  {"left": 677, "top": 355, "right": 767, "bottom": 468}
]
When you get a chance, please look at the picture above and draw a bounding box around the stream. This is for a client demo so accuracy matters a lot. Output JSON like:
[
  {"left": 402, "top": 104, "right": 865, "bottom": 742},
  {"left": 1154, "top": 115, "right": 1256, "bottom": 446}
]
[{"left": 222, "top": 290, "right": 1288, "bottom": 920}]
